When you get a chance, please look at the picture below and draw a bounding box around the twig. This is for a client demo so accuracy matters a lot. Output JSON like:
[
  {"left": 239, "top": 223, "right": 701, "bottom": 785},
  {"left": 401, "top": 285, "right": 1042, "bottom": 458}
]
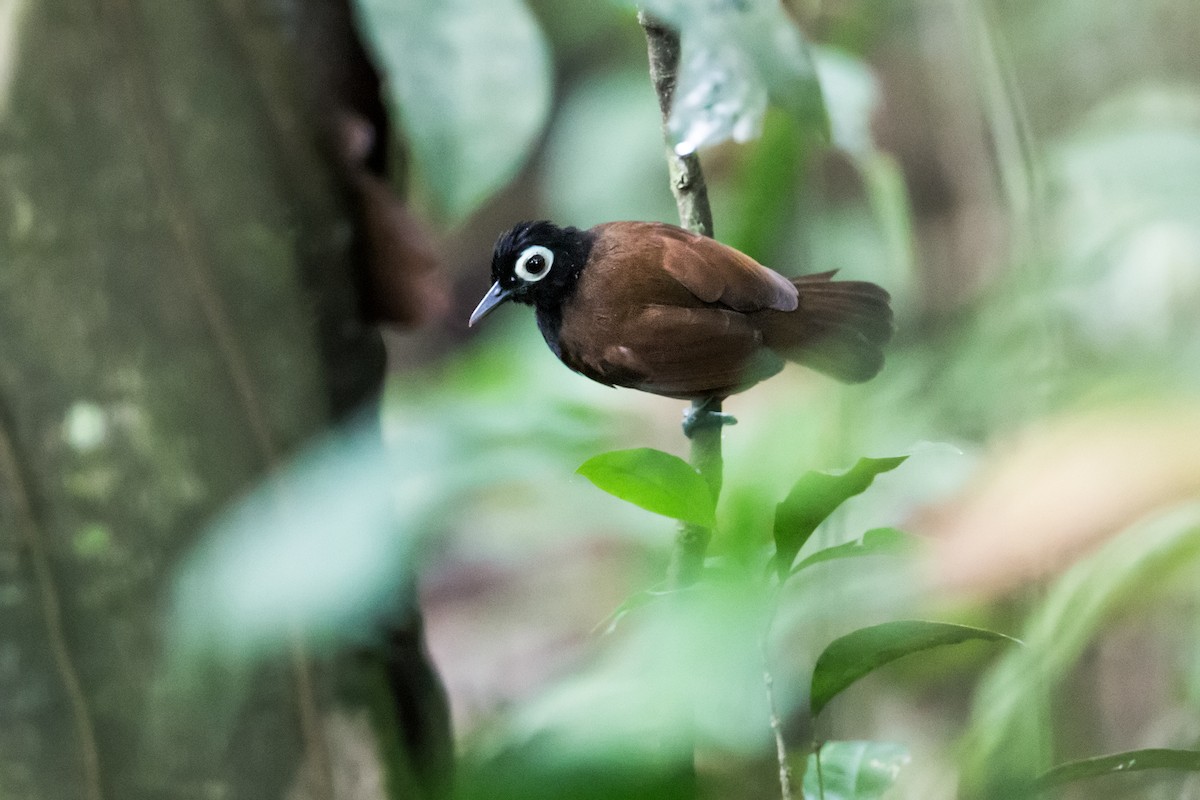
[
  {"left": 761, "top": 582, "right": 807, "bottom": 800},
  {"left": 639, "top": 11, "right": 723, "bottom": 594},
  {"left": 764, "top": 664, "right": 795, "bottom": 800},
  {"left": 641, "top": 15, "right": 808, "bottom": 800},
  {"left": 639, "top": 11, "right": 714, "bottom": 238},
  {"left": 641, "top": 11, "right": 728, "bottom": 799},
  {"left": 815, "top": 742, "right": 826, "bottom": 799}
]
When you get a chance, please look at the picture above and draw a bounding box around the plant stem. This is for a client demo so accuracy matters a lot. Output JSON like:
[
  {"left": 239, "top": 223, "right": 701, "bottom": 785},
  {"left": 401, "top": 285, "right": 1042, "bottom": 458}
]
[
  {"left": 640, "top": 11, "right": 723, "bottom": 593},
  {"left": 816, "top": 743, "right": 826, "bottom": 799},
  {"left": 641, "top": 13, "right": 725, "bottom": 798},
  {"left": 667, "top": 407, "right": 723, "bottom": 586},
  {"left": 639, "top": 11, "right": 714, "bottom": 239},
  {"left": 764, "top": 664, "right": 795, "bottom": 800}
]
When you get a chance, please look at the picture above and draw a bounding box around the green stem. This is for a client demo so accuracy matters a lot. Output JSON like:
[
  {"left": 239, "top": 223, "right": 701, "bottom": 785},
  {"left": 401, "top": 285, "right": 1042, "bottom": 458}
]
[
  {"left": 668, "top": 398, "right": 723, "bottom": 587},
  {"left": 816, "top": 742, "right": 826, "bottom": 800},
  {"left": 764, "top": 660, "right": 795, "bottom": 800}
]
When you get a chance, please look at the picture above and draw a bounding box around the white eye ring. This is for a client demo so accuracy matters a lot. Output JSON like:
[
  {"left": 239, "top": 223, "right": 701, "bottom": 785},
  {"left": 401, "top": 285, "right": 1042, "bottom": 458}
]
[{"left": 514, "top": 245, "right": 554, "bottom": 282}]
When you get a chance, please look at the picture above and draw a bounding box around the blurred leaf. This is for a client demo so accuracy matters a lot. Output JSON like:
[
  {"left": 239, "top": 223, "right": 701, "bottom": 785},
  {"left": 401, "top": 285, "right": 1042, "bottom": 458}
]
[
  {"left": 858, "top": 151, "right": 916, "bottom": 301},
  {"left": 1051, "top": 88, "right": 1200, "bottom": 355},
  {"left": 773, "top": 456, "right": 907, "bottom": 578},
  {"left": 171, "top": 360, "right": 620, "bottom": 661},
  {"left": 578, "top": 448, "right": 715, "bottom": 528},
  {"left": 961, "top": 505, "right": 1200, "bottom": 797},
  {"left": 802, "top": 741, "right": 911, "bottom": 800},
  {"left": 355, "top": 0, "right": 552, "bottom": 220},
  {"left": 1037, "top": 749, "right": 1200, "bottom": 789},
  {"left": 791, "top": 527, "right": 916, "bottom": 576},
  {"left": 637, "top": 0, "right": 828, "bottom": 154},
  {"left": 460, "top": 748, "right": 694, "bottom": 800},
  {"left": 811, "top": 621, "right": 1016, "bottom": 717},
  {"left": 173, "top": 417, "right": 433, "bottom": 656},
  {"left": 725, "top": 107, "right": 808, "bottom": 262},
  {"left": 541, "top": 70, "right": 677, "bottom": 227},
  {"left": 813, "top": 45, "right": 879, "bottom": 159},
  {"left": 475, "top": 577, "right": 768, "bottom": 771}
]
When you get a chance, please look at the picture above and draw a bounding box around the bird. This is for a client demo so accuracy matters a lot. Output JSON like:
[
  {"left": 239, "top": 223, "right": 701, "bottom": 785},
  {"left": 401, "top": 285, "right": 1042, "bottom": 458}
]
[{"left": 469, "top": 220, "right": 893, "bottom": 433}]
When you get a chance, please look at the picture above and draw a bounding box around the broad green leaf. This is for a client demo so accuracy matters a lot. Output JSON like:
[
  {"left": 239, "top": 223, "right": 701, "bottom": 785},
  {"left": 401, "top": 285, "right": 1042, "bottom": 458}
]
[
  {"left": 791, "top": 527, "right": 916, "bottom": 576},
  {"left": 811, "top": 621, "right": 1017, "bottom": 717},
  {"left": 636, "top": 0, "right": 828, "bottom": 154},
  {"left": 773, "top": 456, "right": 906, "bottom": 578},
  {"left": 1037, "top": 749, "right": 1200, "bottom": 789},
  {"left": 355, "top": 0, "right": 551, "bottom": 220},
  {"left": 578, "top": 448, "right": 715, "bottom": 528},
  {"left": 802, "top": 741, "right": 911, "bottom": 800},
  {"left": 961, "top": 506, "right": 1200, "bottom": 797}
]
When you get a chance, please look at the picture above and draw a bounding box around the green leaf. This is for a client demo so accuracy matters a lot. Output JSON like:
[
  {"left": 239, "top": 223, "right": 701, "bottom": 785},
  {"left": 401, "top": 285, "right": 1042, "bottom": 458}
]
[
  {"left": 811, "top": 621, "right": 1017, "bottom": 717},
  {"left": 1037, "top": 749, "right": 1200, "bottom": 789},
  {"left": 578, "top": 448, "right": 715, "bottom": 528},
  {"left": 791, "top": 527, "right": 916, "bottom": 575},
  {"left": 802, "top": 741, "right": 911, "bottom": 800},
  {"left": 773, "top": 456, "right": 906, "bottom": 578},
  {"left": 354, "top": 0, "right": 552, "bottom": 221}
]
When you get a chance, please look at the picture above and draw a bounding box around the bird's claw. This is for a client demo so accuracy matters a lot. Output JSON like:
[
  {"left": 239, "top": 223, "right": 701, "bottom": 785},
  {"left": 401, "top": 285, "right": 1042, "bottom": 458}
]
[{"left": 682, "top": 403, "right": 738, "bottom": 438}]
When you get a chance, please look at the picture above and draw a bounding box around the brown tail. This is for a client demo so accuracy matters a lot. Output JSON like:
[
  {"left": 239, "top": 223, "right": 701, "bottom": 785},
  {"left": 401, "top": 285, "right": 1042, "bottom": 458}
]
[{"left": 759, "top": 271, "right": 894, "bottom": 383}]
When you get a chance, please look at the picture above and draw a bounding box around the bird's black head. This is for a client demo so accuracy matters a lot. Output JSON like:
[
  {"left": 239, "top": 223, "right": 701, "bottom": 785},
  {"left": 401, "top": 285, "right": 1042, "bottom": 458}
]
[{"left": 468, "top": 220, "right": 595, "bottom": 327}]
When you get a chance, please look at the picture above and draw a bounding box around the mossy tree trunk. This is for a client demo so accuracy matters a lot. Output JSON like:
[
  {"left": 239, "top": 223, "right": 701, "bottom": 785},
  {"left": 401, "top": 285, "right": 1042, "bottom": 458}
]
[{"left": 0, "top": 1, "right": 440, "bottom": 798}]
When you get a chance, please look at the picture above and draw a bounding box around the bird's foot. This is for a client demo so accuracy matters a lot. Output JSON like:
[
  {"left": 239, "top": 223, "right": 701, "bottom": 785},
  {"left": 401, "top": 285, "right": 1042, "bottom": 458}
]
[{"left": 682, "top": 399, "right": 737, "bottom": 439}]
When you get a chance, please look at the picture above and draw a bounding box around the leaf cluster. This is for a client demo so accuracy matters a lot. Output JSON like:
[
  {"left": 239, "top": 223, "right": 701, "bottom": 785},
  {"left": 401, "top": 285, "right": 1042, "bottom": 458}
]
[{"left": 579, "top": 447, "right": 1020, "bottom": 797}]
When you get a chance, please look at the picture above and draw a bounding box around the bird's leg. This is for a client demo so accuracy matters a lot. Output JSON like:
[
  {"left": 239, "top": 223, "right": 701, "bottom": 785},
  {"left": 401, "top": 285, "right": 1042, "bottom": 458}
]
[{"left": 682, "top": 397, "right": 737, "bottom": 439}]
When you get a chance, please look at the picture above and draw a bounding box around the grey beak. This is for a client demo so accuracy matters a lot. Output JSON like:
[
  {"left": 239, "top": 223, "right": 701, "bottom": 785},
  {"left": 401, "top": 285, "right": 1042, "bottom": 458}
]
[{"left": 468, "top": 281, "right": 512, "bottom": 327}]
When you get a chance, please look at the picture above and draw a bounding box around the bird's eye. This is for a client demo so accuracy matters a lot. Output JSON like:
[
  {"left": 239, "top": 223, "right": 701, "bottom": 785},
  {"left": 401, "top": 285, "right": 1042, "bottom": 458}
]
[{"left": 514, "top": 245, "right": 554, "bottom": 282}]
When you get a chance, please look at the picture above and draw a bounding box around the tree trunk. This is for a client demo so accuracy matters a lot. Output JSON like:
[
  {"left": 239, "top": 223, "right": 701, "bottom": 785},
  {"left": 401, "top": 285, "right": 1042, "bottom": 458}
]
[{"left": 0, "top": 1, "right": 442, "bottom": 798}]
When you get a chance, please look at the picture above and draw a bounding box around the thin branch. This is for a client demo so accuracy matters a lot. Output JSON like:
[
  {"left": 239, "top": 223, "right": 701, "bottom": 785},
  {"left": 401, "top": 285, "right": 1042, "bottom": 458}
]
[
  {"left": 0, "top": 419, "right": 105, "bottom": 800},
  {"left": 668, "top": 416, "right": 723, "bottom": 586},
  {"left": 815, "top": 742, "right": 826, "bottom": 799},
  {"left": 639, "top": 12, "right": 723, "bottom": 595},
  {"left": 764, "top": 664, "right": 795, "bottom": 800},
  {"left": 639, "top": 11, "right": 714, "bottom": 238},
  {"left": 641, "top": 12, "right": 728, "bottom": 799}
]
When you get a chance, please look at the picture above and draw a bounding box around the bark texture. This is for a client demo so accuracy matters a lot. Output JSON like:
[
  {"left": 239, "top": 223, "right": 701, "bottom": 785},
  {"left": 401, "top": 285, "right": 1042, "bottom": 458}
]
[{"left": 0, "top": 2, "right": 445, "bottom": 798}]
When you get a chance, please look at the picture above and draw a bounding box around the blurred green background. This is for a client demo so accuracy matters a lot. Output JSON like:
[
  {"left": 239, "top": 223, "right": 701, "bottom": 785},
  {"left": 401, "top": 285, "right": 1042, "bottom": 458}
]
[{"left": 6, "top": 0, "right": 1200, "bottom": 798}]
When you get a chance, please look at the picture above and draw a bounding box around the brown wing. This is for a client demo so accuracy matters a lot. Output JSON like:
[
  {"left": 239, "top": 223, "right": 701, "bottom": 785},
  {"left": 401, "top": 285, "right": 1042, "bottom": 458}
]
[
  {"left": 594, "top": 222, "right": 799, "bottom": 313},
  {"left": 565, "top": 304, "right": 784, "bottom": 399}
]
